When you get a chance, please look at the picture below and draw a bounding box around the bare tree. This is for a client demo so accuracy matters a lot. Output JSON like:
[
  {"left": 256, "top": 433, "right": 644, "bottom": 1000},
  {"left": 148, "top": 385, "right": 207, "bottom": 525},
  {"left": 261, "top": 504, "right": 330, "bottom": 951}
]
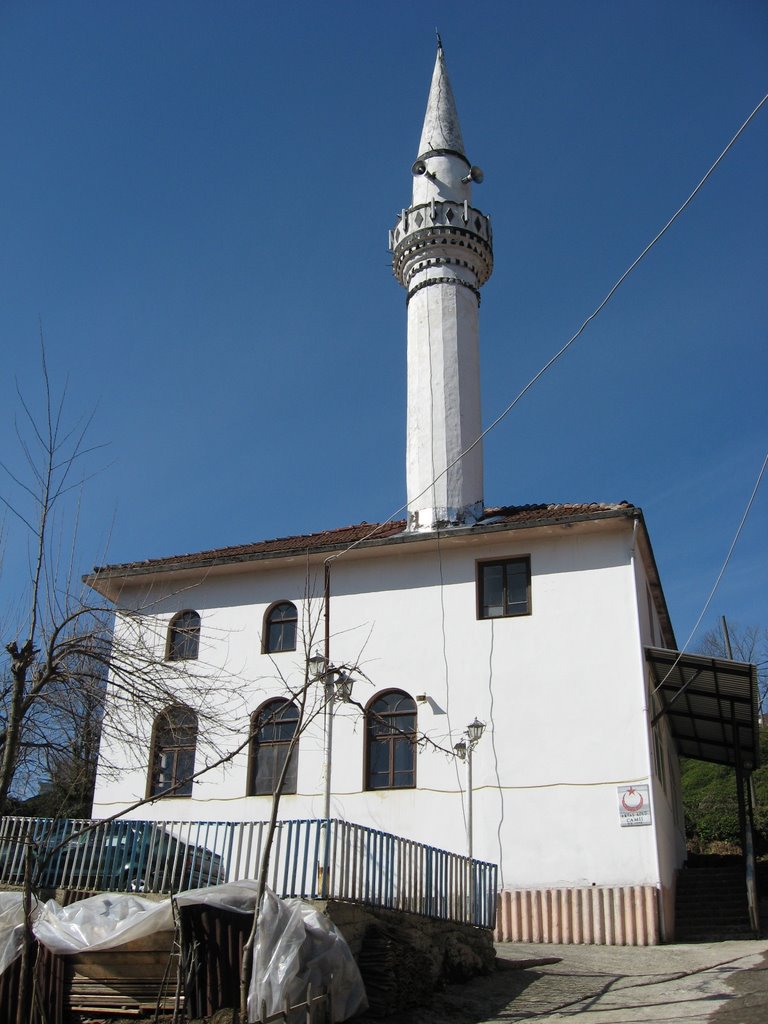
[
  {"left": 698, "top": 619, "right": 768, "bottom": 710},
  {"left": 0, "top": 356, "right": 460, "bottom": 1018},
  {"left": 0, "top": 348, "right": 248, "bottom": 1022},
  {"left": 238, "top": 645, "right": 321, "bottom": 1021},
  {"left": 24, "top": 652, "right": 104, "bottom": 817},
  {"left": 0, "top": 348, "right": 239, "bottom": 811},
  {"left": 0, "top": 346, "right": 101, "bottom": 807},
  {"left": 235, "top": 590, "right": 458, "bottom": 1021}
]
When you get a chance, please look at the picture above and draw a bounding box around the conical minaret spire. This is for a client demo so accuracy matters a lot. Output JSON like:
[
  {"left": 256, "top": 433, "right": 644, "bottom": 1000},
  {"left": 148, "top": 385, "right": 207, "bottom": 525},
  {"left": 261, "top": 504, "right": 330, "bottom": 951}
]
[
  {"left": 417, "top": 43, "right": 465, "bottom": 162},
  {"left": 390, "top": 43, "right": 493, "bottom": 531}
]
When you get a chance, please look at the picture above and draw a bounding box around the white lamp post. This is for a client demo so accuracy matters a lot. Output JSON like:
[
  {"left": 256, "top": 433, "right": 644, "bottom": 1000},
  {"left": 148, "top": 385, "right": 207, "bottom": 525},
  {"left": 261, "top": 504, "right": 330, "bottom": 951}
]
[
  {"left": 455, "top": 718, "right": 486, "bottom": 923},
  {"left": 309, "top": 652, "right": 354, "bottom": 822},
  {"left": 454, "top": 718, "right": 486, "bottom": 861}
]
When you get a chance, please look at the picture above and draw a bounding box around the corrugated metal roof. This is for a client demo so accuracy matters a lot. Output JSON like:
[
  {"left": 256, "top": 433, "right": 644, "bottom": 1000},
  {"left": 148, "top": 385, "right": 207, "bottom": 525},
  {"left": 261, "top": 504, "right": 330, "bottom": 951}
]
[{"left": 646, "top": 647, "right": 760, "bottom": 771}]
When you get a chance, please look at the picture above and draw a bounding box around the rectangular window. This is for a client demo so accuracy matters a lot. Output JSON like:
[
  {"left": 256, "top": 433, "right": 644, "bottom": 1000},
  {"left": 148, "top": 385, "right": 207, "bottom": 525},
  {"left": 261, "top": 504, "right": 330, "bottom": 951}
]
[{"left": 477, "top": 557, "right": 531, "bottom": 619}]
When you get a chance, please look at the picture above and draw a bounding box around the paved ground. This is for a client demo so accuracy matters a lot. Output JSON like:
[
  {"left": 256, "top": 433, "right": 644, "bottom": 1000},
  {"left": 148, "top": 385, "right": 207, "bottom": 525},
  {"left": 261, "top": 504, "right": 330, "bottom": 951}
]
[{"left": 359, "top": 939, "right": 768, "bottom": 1023}]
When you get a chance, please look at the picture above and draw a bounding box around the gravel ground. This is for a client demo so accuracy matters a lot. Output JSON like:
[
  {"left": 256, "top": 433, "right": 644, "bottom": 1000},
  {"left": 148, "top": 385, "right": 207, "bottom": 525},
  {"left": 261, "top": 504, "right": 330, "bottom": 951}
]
[
  {"left": 72, "top": 939, "right": 768, "bottom": 1024},
  {"left": 354, "top": 940, "right": 768, "bottom": 1024}
]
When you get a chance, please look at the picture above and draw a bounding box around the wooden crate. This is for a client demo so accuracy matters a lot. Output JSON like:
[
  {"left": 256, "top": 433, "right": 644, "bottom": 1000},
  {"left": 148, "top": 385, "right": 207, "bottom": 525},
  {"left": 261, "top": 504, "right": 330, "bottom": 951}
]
[{"left": 63, "top": 930, "right": 180, "bottom": 1015}]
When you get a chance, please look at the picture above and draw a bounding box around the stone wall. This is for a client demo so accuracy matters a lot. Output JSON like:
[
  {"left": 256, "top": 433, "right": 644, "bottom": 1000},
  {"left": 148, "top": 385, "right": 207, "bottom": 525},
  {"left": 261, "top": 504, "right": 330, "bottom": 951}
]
[{"left": 320, "top": 900, "right": 495, "bottom": 1017}]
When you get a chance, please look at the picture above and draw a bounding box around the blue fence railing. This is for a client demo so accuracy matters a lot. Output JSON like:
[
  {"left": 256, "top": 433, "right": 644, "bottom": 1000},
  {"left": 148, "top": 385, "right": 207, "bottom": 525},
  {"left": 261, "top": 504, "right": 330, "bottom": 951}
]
[{"left": 0, "top": 816, "right": 498, "bottom": 928}]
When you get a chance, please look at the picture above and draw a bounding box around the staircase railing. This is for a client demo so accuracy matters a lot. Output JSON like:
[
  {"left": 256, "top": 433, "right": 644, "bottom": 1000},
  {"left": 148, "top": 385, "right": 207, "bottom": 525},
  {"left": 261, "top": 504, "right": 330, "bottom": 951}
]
[{"left": 0, "top": 815, "right": 498, "bottom": 929}]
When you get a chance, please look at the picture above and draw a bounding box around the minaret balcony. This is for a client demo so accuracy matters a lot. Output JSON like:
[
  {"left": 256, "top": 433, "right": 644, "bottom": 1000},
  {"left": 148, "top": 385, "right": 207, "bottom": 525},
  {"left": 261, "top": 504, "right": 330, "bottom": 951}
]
[{"left": 390, "top": 201, "right": 493, "bottom": 292}]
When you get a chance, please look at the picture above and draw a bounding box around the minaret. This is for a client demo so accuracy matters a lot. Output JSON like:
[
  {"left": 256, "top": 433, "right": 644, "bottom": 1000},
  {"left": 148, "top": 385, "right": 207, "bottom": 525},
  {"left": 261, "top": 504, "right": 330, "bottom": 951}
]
[{"left": 390, "top": 42, "right": 493, "bottom": 531}]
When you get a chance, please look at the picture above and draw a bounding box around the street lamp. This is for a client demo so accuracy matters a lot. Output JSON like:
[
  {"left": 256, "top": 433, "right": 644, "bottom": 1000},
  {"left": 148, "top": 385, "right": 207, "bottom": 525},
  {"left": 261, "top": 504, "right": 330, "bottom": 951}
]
[
  {"left": 454, "top": 718, "right": 486, "bottom": 861},
  {"left": 309, "top": 651, "right": 354, "bottom": 821},
  {"left": 310, "top": 651, "right": 355, "bottom": 900},
  {"left": 467, "top": 718, "right": 485, "bottom": 746},
  {"left": 308, "top": 652, "right": 325, "bottom": 682}
]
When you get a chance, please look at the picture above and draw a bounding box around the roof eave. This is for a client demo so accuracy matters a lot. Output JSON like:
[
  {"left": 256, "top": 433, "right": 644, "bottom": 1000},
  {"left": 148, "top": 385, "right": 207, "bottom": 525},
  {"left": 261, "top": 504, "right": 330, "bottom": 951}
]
[
  {"left": 83, "top": 505, "right": 641, "bottom": 600},
  {"left": 633, "top": 510, "right": 677, "bottom": 650}
]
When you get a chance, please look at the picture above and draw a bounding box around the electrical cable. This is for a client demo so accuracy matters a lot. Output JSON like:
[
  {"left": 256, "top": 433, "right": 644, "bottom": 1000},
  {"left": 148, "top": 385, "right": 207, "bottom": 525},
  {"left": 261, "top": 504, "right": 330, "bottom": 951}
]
[
  {"left": 650, "top": 449, "right": 768, "bottom": 696},
  {"left": 325, "top": 90, "right": 768, "bottom": 568},
  {"left": 317, "top": 91, "right": 768, "bottom": 807}
]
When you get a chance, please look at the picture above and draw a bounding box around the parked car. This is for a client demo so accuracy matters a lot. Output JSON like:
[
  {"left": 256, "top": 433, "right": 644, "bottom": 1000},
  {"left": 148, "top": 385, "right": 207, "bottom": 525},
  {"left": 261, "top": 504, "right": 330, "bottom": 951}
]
[{"left": 0, "top": 818, "right": 226, "bottom": 892}]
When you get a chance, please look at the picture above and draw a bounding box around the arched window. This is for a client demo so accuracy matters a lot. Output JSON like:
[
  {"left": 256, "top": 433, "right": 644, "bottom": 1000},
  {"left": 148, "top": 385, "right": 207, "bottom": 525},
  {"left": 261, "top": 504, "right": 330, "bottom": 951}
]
[
  {"left": 263, "top": 602, "right": 298, "bottom": 654},
  {"left": 247, "top": 699, "right": 299, "bottom": 795},
  {"left": 365, "top": 690, "right": 417, "bottom": 790},
  {"left": 167, "top": 610, "right": 201, "bottom": 661},
  {"left": 148, "top": 706, "right": 198, "bottom": 798}
]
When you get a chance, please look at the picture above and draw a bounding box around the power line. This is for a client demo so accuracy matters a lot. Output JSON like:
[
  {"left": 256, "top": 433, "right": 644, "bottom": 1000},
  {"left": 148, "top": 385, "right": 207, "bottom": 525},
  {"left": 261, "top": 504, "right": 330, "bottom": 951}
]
[
  {"left": 472, "top": 91, "right": 768, "bottom": 463},
  {"left": 650, "top": 450, "right": 768, "bottom": 696},
  {"left": 327, "top": 90, "right": 768, "bottom": 567}
]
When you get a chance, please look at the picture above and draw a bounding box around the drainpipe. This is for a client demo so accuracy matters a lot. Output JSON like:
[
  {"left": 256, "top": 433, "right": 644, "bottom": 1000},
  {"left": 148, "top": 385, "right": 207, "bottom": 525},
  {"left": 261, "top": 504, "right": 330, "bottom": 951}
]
[
  {"left": 320, "top": 559, "right": 333, "bottom": 900},
  {"left": 629, "top": 516, "right": 638, "bottom": 560},
  {"left": 322, "top": 559, "right": 332, "bottom": 823}
]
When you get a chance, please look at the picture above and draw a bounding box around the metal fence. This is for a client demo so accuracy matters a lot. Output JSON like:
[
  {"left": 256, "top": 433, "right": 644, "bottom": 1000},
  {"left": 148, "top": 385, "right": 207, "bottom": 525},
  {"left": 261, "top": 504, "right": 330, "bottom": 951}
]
[{"left": 0, "top": 815, "right": 497, "bottom": 928}]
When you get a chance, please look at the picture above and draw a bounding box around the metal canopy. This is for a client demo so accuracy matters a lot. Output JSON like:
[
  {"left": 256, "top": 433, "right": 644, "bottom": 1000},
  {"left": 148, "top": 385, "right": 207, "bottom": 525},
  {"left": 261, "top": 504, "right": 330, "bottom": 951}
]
[{"left": 646, "top": 647, "right": 760, "bottom": 771}]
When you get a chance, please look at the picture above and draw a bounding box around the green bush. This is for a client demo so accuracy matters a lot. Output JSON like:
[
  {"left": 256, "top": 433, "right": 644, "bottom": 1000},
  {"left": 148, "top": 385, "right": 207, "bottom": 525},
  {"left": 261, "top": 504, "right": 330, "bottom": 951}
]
[{"left": 681, "top": 727, "right": 768, "bottom": 854}]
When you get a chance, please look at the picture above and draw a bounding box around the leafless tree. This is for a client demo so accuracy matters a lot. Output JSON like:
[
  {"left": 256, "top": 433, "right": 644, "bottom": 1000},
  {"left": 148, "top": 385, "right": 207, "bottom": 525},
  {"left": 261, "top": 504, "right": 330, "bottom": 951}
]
[
  {"left": 0, "top": 347, "right": 247, "bottom": 1021},
  {"left": 235, "top": 588, "right": 458, "bottom": 1021},
  {"left": 238, "top": 640, "right": 321, "bottom": 1021},
  {"left": 0, "top": 348, "right": 240, "bottom": 811},
  {"left": 0, "top": 354, "right": 461, "bottom": 1019},
  {"left": 698, "top": 619, "right": 768, "bottom": 710}
]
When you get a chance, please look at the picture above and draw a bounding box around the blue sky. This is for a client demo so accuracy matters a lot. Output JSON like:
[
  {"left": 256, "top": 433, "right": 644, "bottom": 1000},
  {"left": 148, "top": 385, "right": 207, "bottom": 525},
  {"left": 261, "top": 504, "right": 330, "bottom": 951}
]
[{"left": 1, "top": 0, "right": 766, "bottom": 649}]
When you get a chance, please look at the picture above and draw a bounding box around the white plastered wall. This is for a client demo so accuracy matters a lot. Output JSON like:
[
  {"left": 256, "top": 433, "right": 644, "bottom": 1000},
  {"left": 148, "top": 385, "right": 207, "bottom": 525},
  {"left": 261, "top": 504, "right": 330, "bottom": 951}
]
[
  {"left": 629, "top": 541, "right": 687, "bottom": 936},
  {"left": 92, "top": 518, "right": 669, "bottom": 892}
]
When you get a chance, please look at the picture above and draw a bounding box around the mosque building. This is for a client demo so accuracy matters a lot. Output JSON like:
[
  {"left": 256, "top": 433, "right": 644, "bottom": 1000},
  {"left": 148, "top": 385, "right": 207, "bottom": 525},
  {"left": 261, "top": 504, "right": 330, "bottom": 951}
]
[{"left": 87, "top": 44, "right": 758, "bottom": 944}]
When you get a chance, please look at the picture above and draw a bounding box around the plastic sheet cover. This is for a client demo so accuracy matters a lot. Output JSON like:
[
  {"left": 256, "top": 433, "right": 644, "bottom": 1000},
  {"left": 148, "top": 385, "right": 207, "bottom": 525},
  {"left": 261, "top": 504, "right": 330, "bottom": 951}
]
[
  {"left": 249, "top": 887, "right": 368, "bottom": 1023},
  {"left": 30, "top": 880, "right": 266, "bottom": 955},
  {"left": 0, "top": 893, "right": 39, "bottom": 975},
  {"left": 25, "top": 880, "right": 366, "bottom": 1023},
  {"left": 33, "top": 892, "right": 176, "bottom": 954}
]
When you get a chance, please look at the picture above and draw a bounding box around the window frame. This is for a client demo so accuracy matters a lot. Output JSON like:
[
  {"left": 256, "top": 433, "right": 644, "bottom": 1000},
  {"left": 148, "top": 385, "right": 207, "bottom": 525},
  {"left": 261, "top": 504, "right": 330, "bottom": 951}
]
[
  {"left": 147, "top": 705, "right": 198, "bottom": 799},
  {"left": 364, "top": 689, "right": 417, "bottom": 791},
  {"left": 262, "top": 601, "right": 298, "bottom": 655},
  {"left": 247, "top": 698, "right": 300, "bottom": 796},
  {"left": 166, "top": 610, "right": 201, "bottom": 662},
  {"left": 476, "top": 556, "right": 532, "bottom": 620}
]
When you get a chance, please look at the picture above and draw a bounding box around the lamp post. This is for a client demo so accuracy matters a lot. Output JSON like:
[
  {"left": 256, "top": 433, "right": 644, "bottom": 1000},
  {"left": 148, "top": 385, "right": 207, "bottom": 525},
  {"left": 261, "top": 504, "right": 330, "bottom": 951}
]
[
  {"left": 309, "top": 652, "right": 353, "bottom": 900},
  {"left": 454, "top": 718, "right": 486, "bottom": 861},
  {"left": 308, "top": 653, "right": 354, "bottom": 822}
]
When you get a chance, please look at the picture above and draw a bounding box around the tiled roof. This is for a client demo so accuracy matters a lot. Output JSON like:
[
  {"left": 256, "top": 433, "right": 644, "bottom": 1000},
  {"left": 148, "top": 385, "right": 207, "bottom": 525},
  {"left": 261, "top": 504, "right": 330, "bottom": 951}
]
[
  {"left": 90, "top": 521, "right": 408, "bottom": 575},
  {"left": 89, "top": 502, "right": 636, "bottom": 577},
  {"left": 483, "top": 502, "right": 634, "bottom": 524}
]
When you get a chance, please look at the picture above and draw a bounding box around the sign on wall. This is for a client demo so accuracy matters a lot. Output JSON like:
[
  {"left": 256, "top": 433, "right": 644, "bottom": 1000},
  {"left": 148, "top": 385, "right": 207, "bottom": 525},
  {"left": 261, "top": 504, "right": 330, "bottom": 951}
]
[{"left": 617, "top": 784, "right": 652, "bottom": 827}]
